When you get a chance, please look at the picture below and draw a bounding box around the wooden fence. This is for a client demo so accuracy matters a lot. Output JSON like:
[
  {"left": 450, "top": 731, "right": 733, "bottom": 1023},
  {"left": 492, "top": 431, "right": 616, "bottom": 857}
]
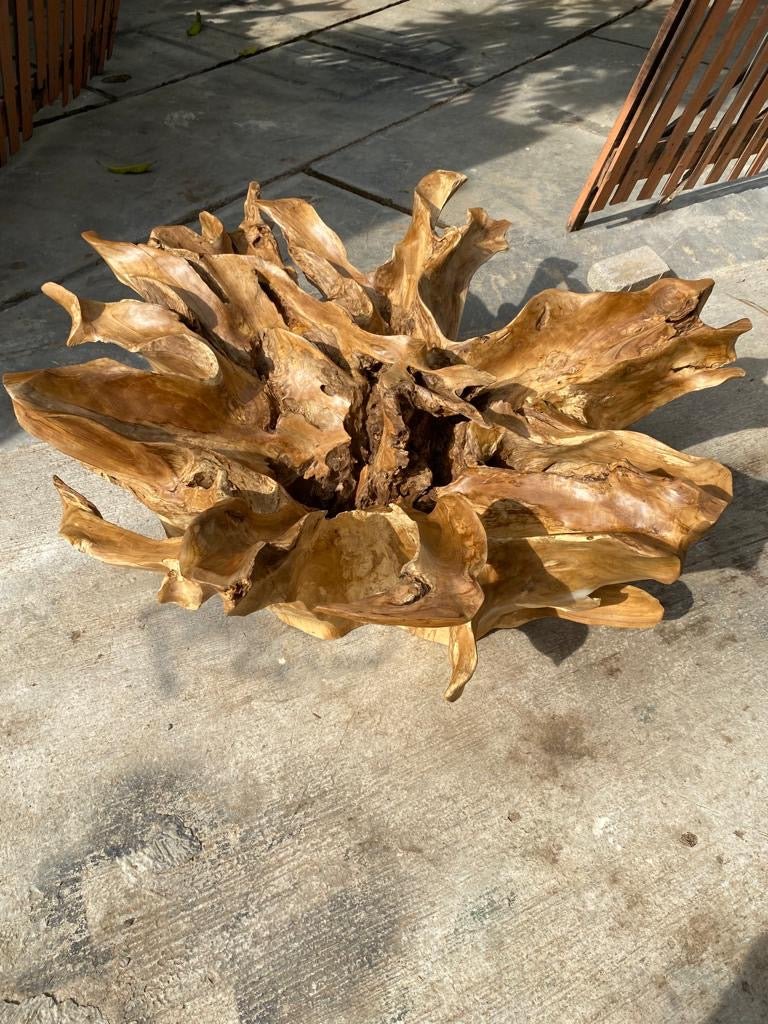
[
  {"left": 568, "top": 0, "right": 767, "bottom": 230},
  {"left": 0, "top": 0, "right": 121, "bottom": 164}
]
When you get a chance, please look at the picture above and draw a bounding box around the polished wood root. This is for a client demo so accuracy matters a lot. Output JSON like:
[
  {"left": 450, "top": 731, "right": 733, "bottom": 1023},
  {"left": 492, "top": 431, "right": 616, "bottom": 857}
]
[{"left": 4, "top": 171, "right": 751, "bottom": 699}]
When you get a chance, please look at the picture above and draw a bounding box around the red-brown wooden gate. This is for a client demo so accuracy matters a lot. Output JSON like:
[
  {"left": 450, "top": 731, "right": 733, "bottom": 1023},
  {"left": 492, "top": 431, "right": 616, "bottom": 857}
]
[
  {"left": 0, "top": 0, "right": 121, "bottom": 165},
  {"left": 568, "top": 0, "right": 767, "bottom": 230}
]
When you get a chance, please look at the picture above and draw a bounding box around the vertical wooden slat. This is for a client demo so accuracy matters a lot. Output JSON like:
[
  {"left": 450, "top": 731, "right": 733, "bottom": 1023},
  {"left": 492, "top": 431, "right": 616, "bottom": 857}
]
[
  {"left": 566, "top": 0, "right": 688, "bottom": 230},
  {"left": 82, "top": 0, "right": 92, "bottom": 76},
  {"left": 72, "top": 0, "right": 84, "bottom": 93},
  {"left": 105, "top": 0, "right": 119, "bottom": 58},
  {"left": 32, "top": 0, "right": 48, "bottom": 100},
  {"left": 90, "top": 0, "right": 106, "bottom": 74},
  {"left": 97, "top": 0, "right": 111, "bottom": 72},
  {"left": 0, "top": 0, "right": 21, "bottom": 154},
  {"left": 0, "top": 96, "right": 10, "bottom": 166},
  {"left": 97, "top": 0, "right": 116, "bottom": 70},
  {"left": 569, "top": 0, "right": 767, "bottom": 230},
  {"left": 46, "top": 0, "right": 61, "bottom": 103},
  {"left": 613, "top": 0, "right": 731, "bottom": 204},
  {"left": 661, "top": 6, "right": 768, "bottom": 197},
  {"left": 637, "top": 0, "right": 758, "bottom": 199},
  {"left": 589, "top": 0, "right": 707, "bottom": 212},
  {"left": 683, "top": 38, "right": 768, "bottom": 189},
  {"left": 61, "top": 0, "right": 72, "bottom": 104},
  {"left": 14, "top": 0, "right": 35, "bottom": 137},
  {"left": 729, "top": 111, "right": 768, "bottom": 180}
]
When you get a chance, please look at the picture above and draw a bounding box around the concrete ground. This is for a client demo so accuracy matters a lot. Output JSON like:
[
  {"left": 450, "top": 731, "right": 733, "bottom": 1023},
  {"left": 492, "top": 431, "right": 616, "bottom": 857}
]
[{"left": 1, "top": 1, "right": 767, "bottom": 1021}]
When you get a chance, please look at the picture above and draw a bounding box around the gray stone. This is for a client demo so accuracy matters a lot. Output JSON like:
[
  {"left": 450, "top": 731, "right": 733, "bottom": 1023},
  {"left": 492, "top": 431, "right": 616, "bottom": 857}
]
[{"left": 587, "top": 245, "right": 672, "bottom": 291}]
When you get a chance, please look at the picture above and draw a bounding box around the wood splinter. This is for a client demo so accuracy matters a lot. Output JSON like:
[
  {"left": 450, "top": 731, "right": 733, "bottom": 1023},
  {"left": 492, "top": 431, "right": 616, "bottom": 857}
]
[{"left": 4, "top": 171, "right": 750, "bottom": 700}]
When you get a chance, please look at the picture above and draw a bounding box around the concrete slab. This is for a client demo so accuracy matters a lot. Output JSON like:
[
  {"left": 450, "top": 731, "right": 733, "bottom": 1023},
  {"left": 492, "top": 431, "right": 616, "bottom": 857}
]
[
  {"left": 143, "top": 8, "right": 317, "bottom": 60},
  {"left": 32, "top": 87, "right": 111, "bottom": 125},
  {"left": 116, "top": 0, "right": 402, "bottom": 34},
  {"left": 89, "top": 29, "right": 222, "bottom": 97},
  {"left": 309, "top": 36, "right": 650, "bottom": 218},
  {"left": 116, "top": 0, "right": 201, "bottom": 32},
  {"left": 315, "top": 92, "right": 602, "bottom": 230},
  {"left": 595, "top": 0, "right": 672, "bottom": 51},
  {"left": 314, "top": 0, "right": 648, "bottom": 85},
  {"left": 291, "top": 0, "right": 415, "bottom": 26},
  {"left": 595, "top": 0, "right": 761, "bottom": 71},
  {"left": 0, "top": 43, "right": 461, "bottom": 306}
]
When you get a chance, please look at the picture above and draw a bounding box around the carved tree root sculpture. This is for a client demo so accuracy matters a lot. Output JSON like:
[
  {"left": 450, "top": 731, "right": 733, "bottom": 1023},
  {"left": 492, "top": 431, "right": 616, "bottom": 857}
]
[{"left": 4, "top": 171, "right": 751, "bottom": 699}]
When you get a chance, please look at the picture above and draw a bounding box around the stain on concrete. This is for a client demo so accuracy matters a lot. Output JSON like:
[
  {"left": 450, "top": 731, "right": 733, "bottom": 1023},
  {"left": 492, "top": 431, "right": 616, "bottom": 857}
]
[
  {"left": 536, "top": 713, "right": 593, "bottom": 762},
  {"left": 536, "top": 841, "right": 563, "bottom": 866},
  {"left": 659, "top": 612, "right": 713, "bottom": 645},
  {"left": 233, "top": 879, "right": 405, "bottom": 1024},
  {"left": 679, "top": 911, "right": 719, "bottom": 966},
  {"left": 599, "top": 652, "right": 622, "bottom": 679},
  {"left": 607, "top": 869, "right": 645, "bottom": 916},
  {"left": 507, "top": 710, "right": 597, "bottom": 782},
  {"left": 11, "top": 757, "right": 411, "bottom": 1024}
]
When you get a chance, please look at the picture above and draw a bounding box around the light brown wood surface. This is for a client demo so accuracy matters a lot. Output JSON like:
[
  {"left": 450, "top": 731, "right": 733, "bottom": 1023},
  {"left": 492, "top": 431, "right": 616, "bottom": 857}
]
[{"left": 4, "top": 170, "right": 751, "bottom": 699}]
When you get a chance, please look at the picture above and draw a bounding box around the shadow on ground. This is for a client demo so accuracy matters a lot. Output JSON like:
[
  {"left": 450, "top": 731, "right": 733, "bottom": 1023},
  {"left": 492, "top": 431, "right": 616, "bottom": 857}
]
[
  {"left": 704, "top": 933, "right": 768, "bottom": 1024},
  {"left": 587, "top": 173, "right": 768, "bottom": 232}
]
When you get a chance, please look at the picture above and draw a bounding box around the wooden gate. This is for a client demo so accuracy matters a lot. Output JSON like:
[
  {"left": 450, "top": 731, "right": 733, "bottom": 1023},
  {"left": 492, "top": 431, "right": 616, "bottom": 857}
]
[
  {"left": 568, "top": 0, "right": 767, "bottom": 230},
  {"left": 0, "top": 0, "right": 121, "bottom": 165}
]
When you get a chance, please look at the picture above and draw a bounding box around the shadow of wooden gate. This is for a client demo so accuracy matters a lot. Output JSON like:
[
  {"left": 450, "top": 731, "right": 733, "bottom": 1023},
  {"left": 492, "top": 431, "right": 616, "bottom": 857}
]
[
  {"left": 568, "top": 0, "right": 767, "bottom": 230},
  {"left": 0, "top": 0, "right": 121, "bottom": 164}
]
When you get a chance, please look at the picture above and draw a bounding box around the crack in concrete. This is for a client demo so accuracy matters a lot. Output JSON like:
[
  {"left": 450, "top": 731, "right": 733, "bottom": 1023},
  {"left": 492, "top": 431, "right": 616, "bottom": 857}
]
[{"left": 0, "top": 992, "right": 108, "bottom": 1022}]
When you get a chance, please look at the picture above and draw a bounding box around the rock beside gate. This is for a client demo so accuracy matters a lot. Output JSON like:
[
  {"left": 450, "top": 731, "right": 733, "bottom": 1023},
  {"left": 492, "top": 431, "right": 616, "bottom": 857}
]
[{"left": 588, "top": 246, "right": 672, "bottom": 292}]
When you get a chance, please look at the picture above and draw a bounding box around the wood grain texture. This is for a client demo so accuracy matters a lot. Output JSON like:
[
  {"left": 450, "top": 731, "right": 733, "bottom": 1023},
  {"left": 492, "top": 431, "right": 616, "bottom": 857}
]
[{"left": 3, "top": 170, "right": 751, "bottom": 699}]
